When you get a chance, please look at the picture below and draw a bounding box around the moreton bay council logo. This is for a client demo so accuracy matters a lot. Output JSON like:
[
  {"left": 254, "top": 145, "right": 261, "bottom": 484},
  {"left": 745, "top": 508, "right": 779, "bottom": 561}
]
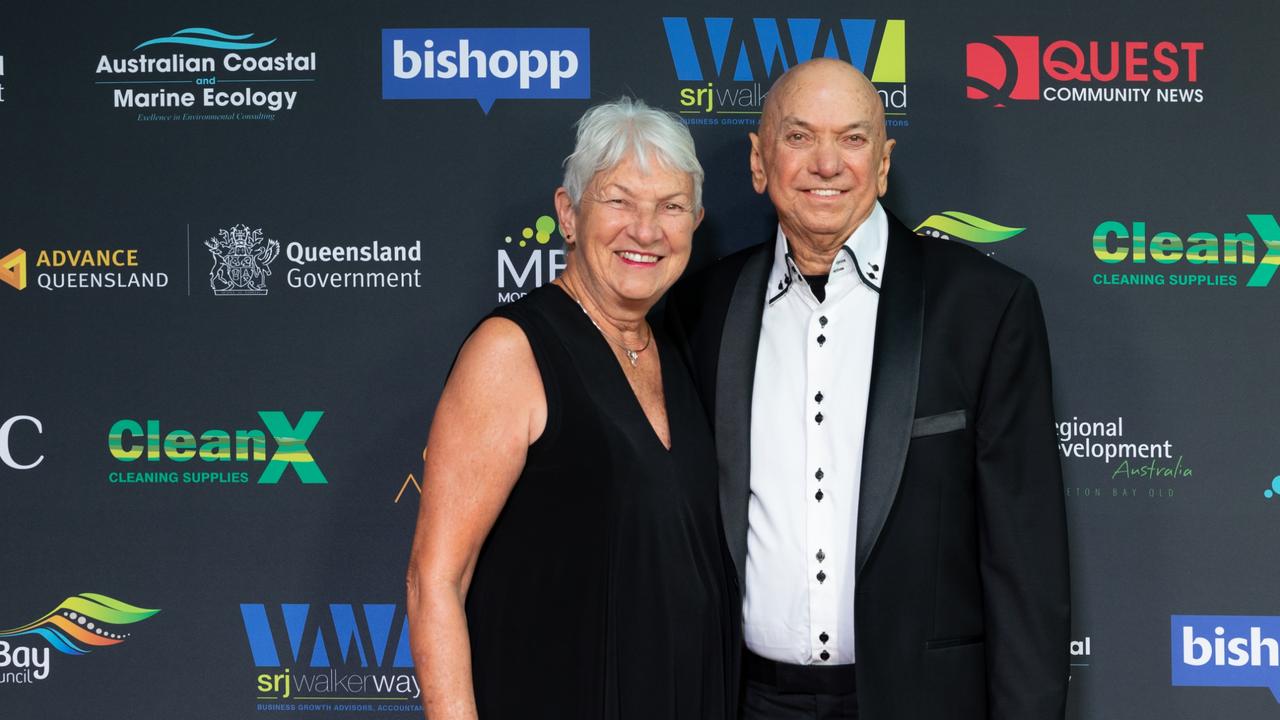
[
  {"left": 0, "top": 593, "right": 159, "bottom": 684},
  {"left": 207, "top": 224, "right": 281, "bottom": 295}
]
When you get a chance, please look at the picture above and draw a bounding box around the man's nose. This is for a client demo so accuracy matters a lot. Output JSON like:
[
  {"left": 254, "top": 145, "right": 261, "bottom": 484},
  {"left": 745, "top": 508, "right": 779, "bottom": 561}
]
[{"left": 812, "top": 139, "right": 842, "bottom": 178}]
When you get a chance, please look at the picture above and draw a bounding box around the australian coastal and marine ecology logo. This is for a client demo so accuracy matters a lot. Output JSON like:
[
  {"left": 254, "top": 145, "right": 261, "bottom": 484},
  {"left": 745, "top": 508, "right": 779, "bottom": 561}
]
[
  {"left": 1172, "top": 616, "right": 1280, "bottom": 703},
  {"left": 497, "top": 214, "right": 564, "bottom": 303},
  {"left": 242, "top": 603, "right": 420, "bottom": 714},
  {"left": 1091, "top": 214, "right": 1280, "bottom": 287},
  {"left": 95, "top": 27, "right": 318, "bottom": 121},
  {"left": 106, "top": 411, "right": 326, "bottom": 487},
  {"left": 0, "top": 593, "right": 158, "bottom": 684},
  {"left": 382, "top": 28, "right": 590, "bottom": 113},
  {"left": 966, "top": 34, "right": 1203, "bottom": 106},
  {"left": 662, "top": 17, "right": 907, "bottom": 126}
]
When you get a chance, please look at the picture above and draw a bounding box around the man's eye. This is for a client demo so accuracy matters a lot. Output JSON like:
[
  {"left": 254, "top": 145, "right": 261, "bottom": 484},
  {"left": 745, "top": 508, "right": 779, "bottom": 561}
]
[{"left": 664, "top": 203, "right": 688, "bottom": 213}]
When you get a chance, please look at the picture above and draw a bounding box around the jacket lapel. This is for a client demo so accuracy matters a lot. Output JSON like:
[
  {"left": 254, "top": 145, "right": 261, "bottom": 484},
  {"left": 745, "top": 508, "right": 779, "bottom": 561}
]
[
  {"left": 856, "top": 218, "right": 924, "bottom": 578},
  {"left": 716, "top": 243, "right": 772, "bottom": 587}
]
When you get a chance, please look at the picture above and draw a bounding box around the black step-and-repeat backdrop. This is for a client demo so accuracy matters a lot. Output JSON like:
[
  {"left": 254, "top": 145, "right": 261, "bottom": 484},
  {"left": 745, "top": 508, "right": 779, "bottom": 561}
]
[{"left": 3, "top": 1, "right": 1278, "bottom": 718}]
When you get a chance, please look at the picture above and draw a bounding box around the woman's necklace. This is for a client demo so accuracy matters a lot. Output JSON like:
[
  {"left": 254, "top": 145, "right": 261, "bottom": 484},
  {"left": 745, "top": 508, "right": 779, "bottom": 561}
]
[{"left": 558, "top": 282, "right": 652, "bottom": 367}]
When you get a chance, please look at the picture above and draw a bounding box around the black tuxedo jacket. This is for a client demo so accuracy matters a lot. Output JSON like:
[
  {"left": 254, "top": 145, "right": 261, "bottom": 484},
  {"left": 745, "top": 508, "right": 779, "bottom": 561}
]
[{"left": 665, "top": 214, "right": 1070, "bottom": 719}]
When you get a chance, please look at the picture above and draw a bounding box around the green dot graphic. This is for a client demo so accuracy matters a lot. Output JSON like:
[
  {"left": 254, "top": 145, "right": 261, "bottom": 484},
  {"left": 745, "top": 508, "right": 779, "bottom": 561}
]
[{"left": 535, "top": 215, "right": 557, "bottom": 244}]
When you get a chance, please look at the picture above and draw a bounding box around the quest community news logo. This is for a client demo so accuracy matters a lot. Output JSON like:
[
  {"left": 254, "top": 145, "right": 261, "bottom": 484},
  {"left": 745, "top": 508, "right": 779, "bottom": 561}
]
[
  {"left": 242, "top": 602, "right": 419, "bottom": 712},
  {"left": 383, "top": 27, "right": 589, "bottom": 113},
  {"left": 95, "top": 27, "right": 317, "bottom": 121},
  {"left": 966, "top": 34, "right": 1203, "bottom": 106},
  {"left": 106, "top": 411, "right": 326, "bottom": 487},
  {"left": 0, "top": 593, "right": 158, "bottom": 684},
  {"left": 1173, "top": 616, "right": 1280, "bottom": 703},
  {"left": 663, "top": 17, "right": 907, "bottom": 126}
]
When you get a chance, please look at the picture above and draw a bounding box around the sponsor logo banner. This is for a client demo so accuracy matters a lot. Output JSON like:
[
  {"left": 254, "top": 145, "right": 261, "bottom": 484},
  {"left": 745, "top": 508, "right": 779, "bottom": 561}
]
[
  {"left": 1058, "top": 416, "right": 1188, "bottom": 500},
  {"left": 497, "top": 214, "right": 564, "bottom": 303},
  {"left": 7, "top": 245, "right": 169, "bottom": 293},
  {"left": 95, "top": 27, "right": 318, "bottom": 122},
  {"left": 241, "top": 602, "right": 420, "bottom": 714},
  {"left": 382, "top": 28, "right": 590, "bottom": 113},
  {"left": 662, "top": 17, "right": 907, "bottom": 127},
  {"left": 1172, "top": 615, "right": 1280, "bottom": 702},
  {"left": 1091, "top": 214, "right": 1280, "bottom": 288},
  {"left": 0, "top": 593, "right": 158, "bottom": 685},
  {"left": 0, "top": 416, "right": 44, "bottom": 471},
  {"left": 967, "top": 35, "right": 1204, "bottom": 107}
]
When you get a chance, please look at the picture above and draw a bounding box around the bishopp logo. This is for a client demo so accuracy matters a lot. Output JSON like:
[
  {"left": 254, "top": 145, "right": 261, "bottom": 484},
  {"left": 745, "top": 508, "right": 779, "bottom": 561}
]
[
  {"left": 497, "top": 214, "right": 564, "bottom": 303},
  {"left": 382, "top": 28, "right": 589, "bottom": 114},
  {"left": 106, "top": 411, "right": 326, "bottom": 486},
  {"left": 1172, "top": 616, "right": 1280, "bottom": 702},
  {"left": 0, "top": 593, "right": 158, "bottom": 684},
  {"left": 1090, "top": 214, "right": 1280, "bottom": 288},
  {"left": 915, "top": 211, "right": 1025, "bottom": 244},
  {"left": 1, "top": 248, "right": 26, "bottom": 290},
  {"left": 967, "top": 35, "right": 1204, "bottom": 106},
  {"left": 207, "top": 224, "right": 280, "bottom": 296},
  {"left": 662, "top": 17, "right": 907, "bottom": 126},
  {"left": 241, "top": 603, "right": 420, "bottom": 711},
  {"left": 95, "top": 27, "right": 318, "bottom": 121}
]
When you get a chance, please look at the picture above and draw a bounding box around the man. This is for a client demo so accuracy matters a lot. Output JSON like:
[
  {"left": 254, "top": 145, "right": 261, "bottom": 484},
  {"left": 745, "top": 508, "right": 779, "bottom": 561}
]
[{"left": 666, "top": 58, "right": 1070, "bottom": 719}]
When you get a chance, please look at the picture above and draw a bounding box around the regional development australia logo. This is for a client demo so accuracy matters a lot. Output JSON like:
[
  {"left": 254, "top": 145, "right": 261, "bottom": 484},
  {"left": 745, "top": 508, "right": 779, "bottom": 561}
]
[
  {"left": 0, "top": 593, "right": 158, "bottom": 684},
  {"left": 207, "top": 224, "right": 280, "bottom": 295}
]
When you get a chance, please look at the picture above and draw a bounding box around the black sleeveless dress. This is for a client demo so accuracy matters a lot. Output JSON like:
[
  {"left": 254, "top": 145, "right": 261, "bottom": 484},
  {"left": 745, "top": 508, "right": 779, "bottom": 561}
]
[{"left": 464, "top": 284, "right": 740, "bottom": 719}]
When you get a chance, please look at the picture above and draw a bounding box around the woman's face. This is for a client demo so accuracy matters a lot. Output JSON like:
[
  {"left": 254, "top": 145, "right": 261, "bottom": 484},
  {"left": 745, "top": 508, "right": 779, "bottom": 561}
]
[{"left": 555, "top": 154, "right": 703, "bottom": 310}]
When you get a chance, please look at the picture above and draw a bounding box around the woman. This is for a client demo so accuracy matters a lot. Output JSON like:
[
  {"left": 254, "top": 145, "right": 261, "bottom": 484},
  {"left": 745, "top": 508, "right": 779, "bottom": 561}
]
[{"left": 406, "top": 97, "right": 739, "bottom": 720}]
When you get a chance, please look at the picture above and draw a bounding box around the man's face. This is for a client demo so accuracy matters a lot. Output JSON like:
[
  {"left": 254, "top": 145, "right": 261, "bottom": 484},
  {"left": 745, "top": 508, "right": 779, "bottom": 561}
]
[{"left": 750, "top": 66, "right": 895, "bottom": 253}]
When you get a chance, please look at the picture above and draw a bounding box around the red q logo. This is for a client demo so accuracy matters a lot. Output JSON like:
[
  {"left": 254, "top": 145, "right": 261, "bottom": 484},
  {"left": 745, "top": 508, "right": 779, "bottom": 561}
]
[{"left": 966, "top": 35, "right": 1040, "bottom": 106}]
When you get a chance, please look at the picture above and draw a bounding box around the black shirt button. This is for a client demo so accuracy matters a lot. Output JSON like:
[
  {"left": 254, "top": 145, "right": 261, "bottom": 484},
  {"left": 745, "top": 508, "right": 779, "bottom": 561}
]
[
  {"left": 815, "top": 490, "right": 824, "bottom": 502},
  {"left": 819, "top": 632, "right": 830, "bottom": 644},
  {"left": 816, "top": 549, "right": 826, "bottom": 562},
  {"left": 815, "top": 468, "right": 824, "bottom": 480},
  {"left": 814, "top": 412, "right": 824, "bottom": 425},
  {"left": 817, "top": 334, "right": 826, "bottom": 346},
  {"left": 819, "top": 316, "right": 828, "bottom": 327},
  {"left": 816, "top": 570, "right": 827, "bottom": 583},
  {"left": 820, "top": 650, "right": 831, "bottom": 661},
  {"left": 814, "top": 391, "right": 824, "bottom": 403}
]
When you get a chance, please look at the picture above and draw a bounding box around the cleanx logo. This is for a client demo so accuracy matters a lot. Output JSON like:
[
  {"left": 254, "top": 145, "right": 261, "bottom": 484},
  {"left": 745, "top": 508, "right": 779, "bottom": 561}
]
[
  {"left": 663, "top": 18, "right": 904, "bottom": 83},
  {"left": 1093, "top": 215, "right": 1280, "bottom": 287},
  {"left": 1172, "top": 615, "right": 1280, "bottom": 702},
  {"left": 107, "top": 411, "right": 325, "bottom": 483}
]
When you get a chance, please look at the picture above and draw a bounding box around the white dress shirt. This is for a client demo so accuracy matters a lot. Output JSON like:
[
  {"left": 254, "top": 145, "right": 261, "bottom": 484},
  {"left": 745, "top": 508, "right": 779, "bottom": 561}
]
[{"left": 744, "top": 201, "right": 887, "bottom": 665}]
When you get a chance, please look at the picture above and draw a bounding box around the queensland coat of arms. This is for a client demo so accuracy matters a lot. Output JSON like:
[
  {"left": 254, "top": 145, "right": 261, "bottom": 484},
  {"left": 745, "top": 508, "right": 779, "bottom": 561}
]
[{"left": 206, "top": 224, "right": 281, "bottom": 296}]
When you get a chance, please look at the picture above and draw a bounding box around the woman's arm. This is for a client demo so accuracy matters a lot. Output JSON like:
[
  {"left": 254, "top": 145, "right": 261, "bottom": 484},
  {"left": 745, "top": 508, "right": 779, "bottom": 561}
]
[{"left": 406, "top": 317, "right": 547, "bottom": 720}]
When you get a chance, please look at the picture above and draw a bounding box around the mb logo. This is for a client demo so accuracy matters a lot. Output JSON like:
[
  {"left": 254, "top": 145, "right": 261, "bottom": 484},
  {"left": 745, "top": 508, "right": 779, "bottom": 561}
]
[
  {"left": 662, "top": 17, "right": 905, "bottom": 83},
  {"left": 206, "top": 224, "right": 280, "bottom": 295},
  {"left": 966, "top": 35, "right": 1040, "bottom": 106}
]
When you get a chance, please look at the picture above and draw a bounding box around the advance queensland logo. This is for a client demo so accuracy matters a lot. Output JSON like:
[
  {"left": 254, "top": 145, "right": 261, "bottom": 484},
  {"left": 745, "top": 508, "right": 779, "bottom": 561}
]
[
  {"left": 106, "top": 411, "right": 326, "bottom": 487},
  {"left": 967, "top": 35, "right": 1203, "bottom": 106},
  {"left": 3, "top": 245, "right": 168, "bottom": 292},
  {"left": 0, "top": 593, "right": 158, "bottom": 685},
  {"left": 1090, "top": 214, "right": 1280, "bottom": 287},
  {"left": 95, "top": 27, "right": 318, "bottom": 121},
  {"left": 242, "top": 602, "right": 419, "bottom": 714},
  {"left": 1173, "top": 616, "right": 1280, "bottom": 703},
  {"left": 383, "top": 28, "right": 589, "bottom": 114},
  {"left": 663, "top": 17, "right": 907, "bottom": 127}
]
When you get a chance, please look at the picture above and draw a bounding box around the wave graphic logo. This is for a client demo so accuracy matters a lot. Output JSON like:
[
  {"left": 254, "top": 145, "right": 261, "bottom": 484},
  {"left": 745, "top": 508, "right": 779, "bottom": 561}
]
[
  {"left": 0, "top": 593, "right": 159, "bottom": 655},
  {"left": 915, "top": 211, "right": 1026, "bottom": 244},
  {"left": 966, "top": 36, "right": 1040, "bottom": 106},
  {"left": 133, "top": 28, "right": 277, "bottom": 52}
]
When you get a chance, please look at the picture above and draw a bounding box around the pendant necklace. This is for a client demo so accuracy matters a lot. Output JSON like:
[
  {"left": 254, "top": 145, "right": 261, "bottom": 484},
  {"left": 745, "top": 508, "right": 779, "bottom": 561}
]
[{"left": 559, "top": 283, "right": 651, "bottom": 367}]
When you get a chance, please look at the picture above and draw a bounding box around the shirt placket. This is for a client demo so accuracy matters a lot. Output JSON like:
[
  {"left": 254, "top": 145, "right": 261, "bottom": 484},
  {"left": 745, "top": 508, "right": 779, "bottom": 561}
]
[{"left": 806, "top": 304, "right": 834, "bottom": 663}]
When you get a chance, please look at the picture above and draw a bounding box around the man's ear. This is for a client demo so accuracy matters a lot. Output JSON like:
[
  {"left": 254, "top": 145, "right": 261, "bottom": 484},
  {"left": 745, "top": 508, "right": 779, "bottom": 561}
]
[
  {"left": 749, "top": 132, "right": 768, "bottom": 195},
  {"left": 876, "top": 138, "right": 896, "bottom": 197}
]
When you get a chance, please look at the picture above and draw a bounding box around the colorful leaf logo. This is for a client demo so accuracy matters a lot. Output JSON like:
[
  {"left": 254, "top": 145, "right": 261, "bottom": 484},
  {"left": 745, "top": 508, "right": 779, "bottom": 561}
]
[
  {"left": 0, "top": 593, "right": 159, "bottom": 655},
  {"left": 914, "top": 211, "right": 1026, "bottom": 244}
]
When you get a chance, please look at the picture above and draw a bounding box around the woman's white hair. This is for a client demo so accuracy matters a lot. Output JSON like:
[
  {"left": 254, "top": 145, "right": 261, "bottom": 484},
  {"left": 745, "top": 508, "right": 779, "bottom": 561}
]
[{"left": 562, "top": 97, "right": 704, "bottom": 212}]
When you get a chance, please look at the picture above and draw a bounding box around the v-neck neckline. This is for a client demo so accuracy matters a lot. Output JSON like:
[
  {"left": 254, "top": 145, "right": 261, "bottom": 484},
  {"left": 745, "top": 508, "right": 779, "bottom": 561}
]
[{"left": 548, "top": 283, "right": 674, "bottom": 453}]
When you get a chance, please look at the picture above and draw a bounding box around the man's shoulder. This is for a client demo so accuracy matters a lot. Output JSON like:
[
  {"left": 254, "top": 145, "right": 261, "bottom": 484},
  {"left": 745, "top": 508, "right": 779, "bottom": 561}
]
[
  {"left": 670, "top": 241, "right": 770, "bottom": 312},
  {"left": 915, "top": 230, "right": 1037, "bottom": 299}
]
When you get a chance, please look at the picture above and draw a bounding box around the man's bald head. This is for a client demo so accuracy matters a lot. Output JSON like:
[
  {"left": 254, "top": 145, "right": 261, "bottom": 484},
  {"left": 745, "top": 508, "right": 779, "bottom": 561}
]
[{"left": 759, "top": 58, "right": 887, "bottom": 143}]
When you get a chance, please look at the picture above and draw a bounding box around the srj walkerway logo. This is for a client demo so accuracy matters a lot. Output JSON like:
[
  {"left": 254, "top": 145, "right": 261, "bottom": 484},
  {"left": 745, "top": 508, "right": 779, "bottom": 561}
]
[
  {"left": 967, "top": 35, "right": 1203, "bottom": 106},
  {"left": 95, "top": 27, "right": 318, "bottom": 121},
  {"left": 662, "top": 17, "right": 907, "bottom": 127},
  {"left": 1173, "top": 615, "right": 1280, "bottom": 703},
  {"left": 106, "top": 411, "right": 326, "bottom": 486},
  {"left": 383, "top": 28, "right": 590, "bottom": 113},
  {"left": 241, "top": 602, "right": 420, "bottom": 714},
  {"left": 0, "top": 593, "right": 159, "bottom": 685}
]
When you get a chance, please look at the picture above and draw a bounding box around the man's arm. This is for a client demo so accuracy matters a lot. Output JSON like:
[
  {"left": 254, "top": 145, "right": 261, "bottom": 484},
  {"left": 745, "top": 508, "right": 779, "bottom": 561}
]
[{"left": 974, "top": 277, "right": 1071, "bottom": 719}]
